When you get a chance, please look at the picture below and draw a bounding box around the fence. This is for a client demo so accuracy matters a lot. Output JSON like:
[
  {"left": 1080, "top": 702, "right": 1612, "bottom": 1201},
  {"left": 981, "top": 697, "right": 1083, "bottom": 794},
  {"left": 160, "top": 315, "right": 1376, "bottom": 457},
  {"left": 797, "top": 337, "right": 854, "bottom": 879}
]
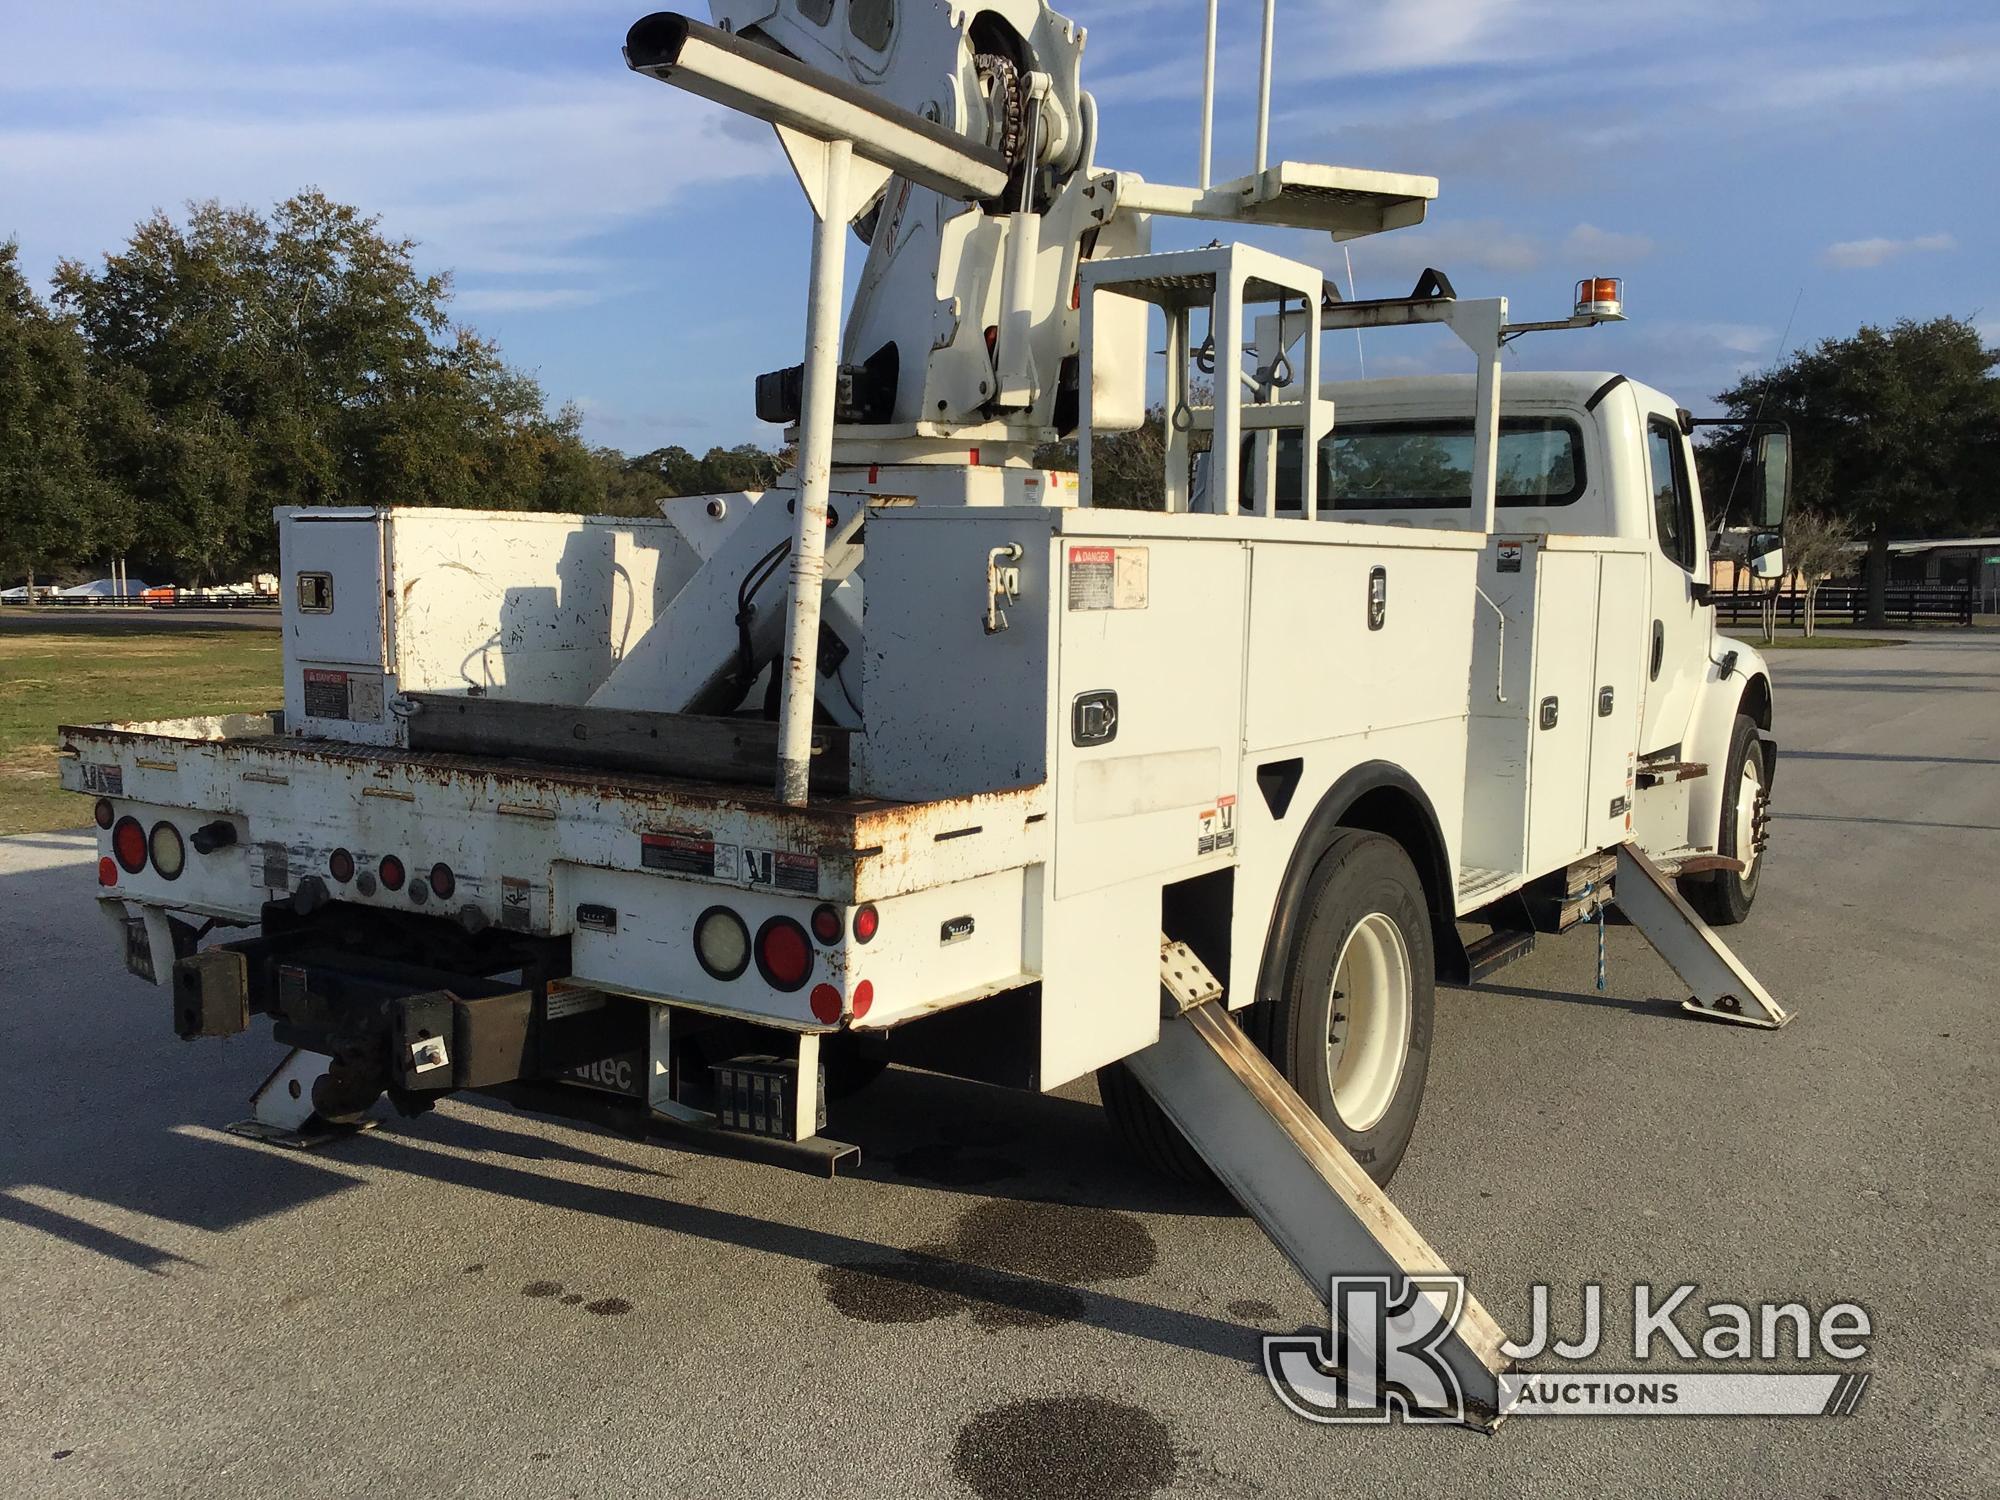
[
  {"left": 0, "top": 592, "right": 278, "bottom": 611},
  {"left": 1712, "top": 583, "right": 1976, "bottom": 628}
]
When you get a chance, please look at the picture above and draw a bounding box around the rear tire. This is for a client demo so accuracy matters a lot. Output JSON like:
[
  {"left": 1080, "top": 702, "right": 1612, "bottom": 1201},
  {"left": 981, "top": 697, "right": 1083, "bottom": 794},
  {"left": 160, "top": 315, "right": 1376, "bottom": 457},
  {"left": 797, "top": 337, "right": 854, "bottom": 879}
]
[
  {"left": 1101, "top": 829, "right": 1436, "bottom": 1189},
  {"left": 1098, "top": 1058, "right": 1213, "bottom": 1185},
  {"left": 1683, "top": 713, "right": 1766, "bottom": 927},
  {"left": 1249, "top": 829, "right": 1435, "bottom": 1187}
]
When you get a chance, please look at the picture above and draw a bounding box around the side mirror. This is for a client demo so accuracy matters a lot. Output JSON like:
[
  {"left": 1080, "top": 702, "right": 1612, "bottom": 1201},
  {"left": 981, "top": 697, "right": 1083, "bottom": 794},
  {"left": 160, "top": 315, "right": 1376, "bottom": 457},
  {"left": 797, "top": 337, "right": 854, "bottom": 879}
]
[
  {"left": 1750, "top": 546, "right": 1785, "bottom": 581},
  {"left": 1751, "top": 431, "right": 1791, "bottom": 530}
]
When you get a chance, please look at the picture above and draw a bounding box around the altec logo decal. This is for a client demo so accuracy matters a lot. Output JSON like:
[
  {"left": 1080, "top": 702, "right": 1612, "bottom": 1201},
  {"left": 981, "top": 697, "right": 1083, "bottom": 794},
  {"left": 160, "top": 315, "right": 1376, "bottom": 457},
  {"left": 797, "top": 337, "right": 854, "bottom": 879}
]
[{"left": 1265, "top": 1277, "right": 1875, "bottom": 1423}]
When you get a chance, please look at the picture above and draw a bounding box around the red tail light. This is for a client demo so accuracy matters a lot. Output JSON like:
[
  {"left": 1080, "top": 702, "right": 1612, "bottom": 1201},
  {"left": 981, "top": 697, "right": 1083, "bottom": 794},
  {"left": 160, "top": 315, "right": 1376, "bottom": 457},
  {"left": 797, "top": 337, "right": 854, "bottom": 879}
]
[
  {"left": 810, "top": 904, "right": 843, "bottom": 944},
  {"left": 430, "top": 863, "right": 456, "bottom": 901},
  {"left": 853, "top": 904, "right": 879, "bottom": 944},
  {"left": 809, "top": 983, "right": 842, "bottom": 1025},
  {"left": 378, "top": 855, "right": 406, "bottom": 891},
  {"left": 111, "top": 816, "right": 147, "bottom": 874},
  {"left": 329, "top": 848, "right": 355, "bottom": 884},
  {"left": 852, "top": 979, "right": 875, "bottom": 1019},
  {"left": 98, "top": 857, "right": 118, "bottom": 887},
  {"left": 94, "top": 799, "right": 115, "bottom": 830},
  {"left": 755, "top": 916, "right": 813, "bottom": 992}
]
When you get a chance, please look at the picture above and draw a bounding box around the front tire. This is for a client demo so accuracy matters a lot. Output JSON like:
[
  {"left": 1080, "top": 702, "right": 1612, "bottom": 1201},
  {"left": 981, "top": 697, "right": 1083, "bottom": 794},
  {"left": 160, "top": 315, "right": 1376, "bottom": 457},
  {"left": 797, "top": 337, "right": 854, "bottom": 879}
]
[{"left": 1683, "top": 713, "right": 1766, "bottom": 926}]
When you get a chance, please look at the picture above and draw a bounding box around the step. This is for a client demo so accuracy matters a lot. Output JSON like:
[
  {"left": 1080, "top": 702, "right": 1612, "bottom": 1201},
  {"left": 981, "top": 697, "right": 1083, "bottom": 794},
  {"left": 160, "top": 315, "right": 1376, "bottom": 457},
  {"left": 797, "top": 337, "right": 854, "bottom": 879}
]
[
  {"left": 1636, "top": 760, "right": 1707, "bottom": 789},
  {"left": 1465, "top": 928, "right": 1537, "bottom": 984}
]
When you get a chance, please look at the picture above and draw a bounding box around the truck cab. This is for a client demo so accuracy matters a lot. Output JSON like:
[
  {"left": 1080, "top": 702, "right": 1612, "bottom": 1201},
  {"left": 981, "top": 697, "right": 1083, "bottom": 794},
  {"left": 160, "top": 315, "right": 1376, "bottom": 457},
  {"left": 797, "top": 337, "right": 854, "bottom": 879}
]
[{"left": 1216, "top": 370, "right": 1777, "bottom": 920}]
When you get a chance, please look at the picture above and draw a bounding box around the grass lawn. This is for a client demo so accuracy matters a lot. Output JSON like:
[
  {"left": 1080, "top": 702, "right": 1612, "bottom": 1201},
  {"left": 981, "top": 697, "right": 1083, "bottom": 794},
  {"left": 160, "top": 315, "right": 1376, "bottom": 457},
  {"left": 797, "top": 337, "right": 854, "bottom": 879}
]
[
  {"left": 0, "top": 628, "right": 281, "bottom": 834},
  {"left": 1758, "top": 634, "right": 1904, "bottom": 650}
]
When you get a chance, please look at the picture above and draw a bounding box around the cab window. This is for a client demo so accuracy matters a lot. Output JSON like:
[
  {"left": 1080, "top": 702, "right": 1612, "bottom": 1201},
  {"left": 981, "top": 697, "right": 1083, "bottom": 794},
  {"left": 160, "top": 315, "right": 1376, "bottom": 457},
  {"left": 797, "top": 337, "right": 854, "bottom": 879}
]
[
  {"left": 1237, "top": 418, "right": 1587, "bottom": 513},
  {"left": 1645, "top": 416, "right": 1695, "bottom": 571}
]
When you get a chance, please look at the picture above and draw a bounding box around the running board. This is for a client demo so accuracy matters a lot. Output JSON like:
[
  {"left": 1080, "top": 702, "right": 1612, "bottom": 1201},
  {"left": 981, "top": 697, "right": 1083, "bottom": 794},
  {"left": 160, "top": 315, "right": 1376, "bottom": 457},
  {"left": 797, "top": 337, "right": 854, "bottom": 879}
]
[
  {"left": 1613, "top": 844, "right": 1791, "bottom": 1028},
  {"left": 1122, "top": 999, "right": 1513, "bottom": 1429}
]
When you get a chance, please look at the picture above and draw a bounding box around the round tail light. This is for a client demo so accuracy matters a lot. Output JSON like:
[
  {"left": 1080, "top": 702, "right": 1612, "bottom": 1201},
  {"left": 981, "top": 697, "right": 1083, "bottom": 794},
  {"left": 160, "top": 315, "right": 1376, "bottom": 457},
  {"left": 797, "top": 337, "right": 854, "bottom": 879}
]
[
  {"left": 329, "top": 848, "right": 355, "bottom": 884},
  {"left": 378, "top": 854, "right": 406, "bottom": 891},
  {"left": 111, "top": 816, "right": 147, "bottom": 874},
  {"left": 693, "top": 906, "right": 750, "bottom": 980},
  {"left": 98, "top": 857, "right": 118, "bottom": 887},
  {"left": 810, "top": 904, "right": 843, "bottom": 944},
  {"left": 430, "top": 863, "right": 456, "bottom": 901},
  {"left": 852, "top": 979, "right": 875, "bottom": 1019},
  {"left": 853, "top": 904, "right": 879, "bottom": 944},
  {"left": 809, "top": 983, "right": 843, "bottom": 1025},
  {"left": 148, "top": 821, "right": 185, "bottom": 881},
  {"left": 93, "top": 798, "right": 115, "bottom": 830},
  {"left": 755, "top": 916, "right": 814, "bottom": 992}
]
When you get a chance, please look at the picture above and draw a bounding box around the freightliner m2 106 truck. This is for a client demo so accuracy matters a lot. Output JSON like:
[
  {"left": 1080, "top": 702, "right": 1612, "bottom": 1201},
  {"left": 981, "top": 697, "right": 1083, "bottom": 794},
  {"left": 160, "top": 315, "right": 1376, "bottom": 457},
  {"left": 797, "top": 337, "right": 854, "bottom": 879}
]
[{"left": 59, "top": 0, "right": 1793, "bottom": 1426}]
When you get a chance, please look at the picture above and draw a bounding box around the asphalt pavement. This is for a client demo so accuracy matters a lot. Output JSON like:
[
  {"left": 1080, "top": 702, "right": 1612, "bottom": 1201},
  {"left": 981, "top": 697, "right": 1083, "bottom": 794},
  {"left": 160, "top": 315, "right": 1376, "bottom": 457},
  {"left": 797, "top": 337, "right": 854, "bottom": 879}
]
[{"left": 0, "top": 634, "right": 1994, "bottom": 1499}]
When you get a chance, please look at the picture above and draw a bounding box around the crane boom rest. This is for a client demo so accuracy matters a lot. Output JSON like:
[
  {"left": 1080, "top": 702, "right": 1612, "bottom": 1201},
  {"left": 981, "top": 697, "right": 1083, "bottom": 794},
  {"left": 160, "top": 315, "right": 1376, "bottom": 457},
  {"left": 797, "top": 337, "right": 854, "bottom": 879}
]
[{"left": 62, "top": 0, "right": 1796, "bottom": 1431}]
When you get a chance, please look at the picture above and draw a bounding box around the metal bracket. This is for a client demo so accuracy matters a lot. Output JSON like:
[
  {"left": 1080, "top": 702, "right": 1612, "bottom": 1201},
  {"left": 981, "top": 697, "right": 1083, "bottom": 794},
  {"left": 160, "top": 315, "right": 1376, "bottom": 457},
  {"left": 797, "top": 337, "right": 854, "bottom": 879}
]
[
  {"left": 1160, "top": 936, "right": 1224, "bottom": 1014},
  {"left": 225, "top": 1048, "right": 381, "bottom": 1150},
  {"left": 985, "top": 543, "right": 1023, "bottom": 634}
]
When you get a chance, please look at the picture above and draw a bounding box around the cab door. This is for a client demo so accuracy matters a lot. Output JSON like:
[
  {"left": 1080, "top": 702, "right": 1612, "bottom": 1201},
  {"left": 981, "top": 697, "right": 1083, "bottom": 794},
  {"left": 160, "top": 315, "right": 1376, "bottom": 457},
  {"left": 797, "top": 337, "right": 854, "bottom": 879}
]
[{"left": 1638, "top": 411, "right": 1709, "bottom": 756}]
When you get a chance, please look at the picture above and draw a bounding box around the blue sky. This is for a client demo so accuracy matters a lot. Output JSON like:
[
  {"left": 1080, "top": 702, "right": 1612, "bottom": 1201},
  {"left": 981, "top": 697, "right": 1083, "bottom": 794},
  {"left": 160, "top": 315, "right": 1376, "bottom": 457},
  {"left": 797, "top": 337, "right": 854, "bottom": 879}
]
[{"left": 3, "top": 0, "right": 1994, "bottom": 453}]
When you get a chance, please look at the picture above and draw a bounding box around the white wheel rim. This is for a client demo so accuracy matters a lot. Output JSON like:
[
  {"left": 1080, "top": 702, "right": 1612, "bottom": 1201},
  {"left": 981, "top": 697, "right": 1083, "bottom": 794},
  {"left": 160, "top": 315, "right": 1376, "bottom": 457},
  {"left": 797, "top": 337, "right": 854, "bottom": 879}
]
[
  {"left": 1326, "top": 912, "right": 1412, "bottom": 1132},
  {"left": 1736, "top": 756, "right": 1763, "bottom": 877}
]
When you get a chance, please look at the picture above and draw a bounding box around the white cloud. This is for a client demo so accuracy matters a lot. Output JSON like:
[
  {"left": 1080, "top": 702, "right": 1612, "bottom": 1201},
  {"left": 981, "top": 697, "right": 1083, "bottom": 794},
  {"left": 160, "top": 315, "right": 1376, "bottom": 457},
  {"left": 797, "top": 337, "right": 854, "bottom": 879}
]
[
  {"left": 454, "top": 287, "right": 604, "bottom": 313},
  {"left": 1335, "top": 219, "right": 1542, "bottom": 286},
  {"left": 1563, "top": 224, "right": 1655, "bottom": 263},
  {"left": 1819, "top": 233, "right": 1958, "bottom": 270}
]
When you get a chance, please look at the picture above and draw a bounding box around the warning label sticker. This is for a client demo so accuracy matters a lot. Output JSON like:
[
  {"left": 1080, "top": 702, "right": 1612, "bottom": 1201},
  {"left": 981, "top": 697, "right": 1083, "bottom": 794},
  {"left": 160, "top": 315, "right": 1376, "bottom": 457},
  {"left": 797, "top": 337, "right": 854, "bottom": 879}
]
[
  {"left": 1496, "top": 540, "right": 1525, "bottom": 574},
  {"left": 80, "top": 763, "right": 123, "bottom": 796},
  {"left": 642, "top": 832, "right": 727, "bottom": 878},
  {"left": 744, "top": 847, "right": 820, "bottom": 895},
  {"left": 301, "top": 668, "right": 384, "bottom": 722},
  {"left": 1197, "top": 794, "right": 1238, "bottom": 857},
  {"left": 302, "top": 668, "right": 349, "bottom": 719},
  {"left": 1068, "top": 546, "right": 1149, "bottom": 610}
]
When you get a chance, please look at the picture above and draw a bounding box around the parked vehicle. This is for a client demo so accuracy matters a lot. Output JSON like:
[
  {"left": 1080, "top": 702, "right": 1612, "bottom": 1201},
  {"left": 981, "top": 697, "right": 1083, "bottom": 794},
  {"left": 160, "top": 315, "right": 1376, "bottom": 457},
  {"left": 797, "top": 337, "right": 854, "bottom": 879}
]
[{"left": 59, "top": 0, "right": 1792, "bottom": 1426}]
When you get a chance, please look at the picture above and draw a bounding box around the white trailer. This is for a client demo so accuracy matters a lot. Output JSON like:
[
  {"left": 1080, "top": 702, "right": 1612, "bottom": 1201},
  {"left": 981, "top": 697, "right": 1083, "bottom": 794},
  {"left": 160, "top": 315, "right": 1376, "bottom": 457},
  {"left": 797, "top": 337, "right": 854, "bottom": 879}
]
[{"left": 59, "top": 0, "right": 1794, "bottom": 1427}]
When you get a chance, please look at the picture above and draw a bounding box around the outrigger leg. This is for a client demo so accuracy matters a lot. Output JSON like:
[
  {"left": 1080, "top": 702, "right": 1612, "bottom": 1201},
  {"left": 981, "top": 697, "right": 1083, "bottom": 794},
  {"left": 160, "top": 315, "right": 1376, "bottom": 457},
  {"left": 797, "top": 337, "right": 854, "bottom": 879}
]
[
  {"left": 1614, "top": 843, "right": 1791, "bottom": 1028},
  {"left": 1123, "top": 960, "right": 1515, "bottom": 1429}
]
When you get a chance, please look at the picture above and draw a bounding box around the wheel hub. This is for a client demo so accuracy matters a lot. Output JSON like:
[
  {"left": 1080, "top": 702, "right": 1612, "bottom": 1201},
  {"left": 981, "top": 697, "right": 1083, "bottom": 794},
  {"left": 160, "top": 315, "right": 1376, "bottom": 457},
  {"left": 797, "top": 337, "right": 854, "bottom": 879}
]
[{"left": 1325, "top": 912, "right": 1412, "bottom": 1132}]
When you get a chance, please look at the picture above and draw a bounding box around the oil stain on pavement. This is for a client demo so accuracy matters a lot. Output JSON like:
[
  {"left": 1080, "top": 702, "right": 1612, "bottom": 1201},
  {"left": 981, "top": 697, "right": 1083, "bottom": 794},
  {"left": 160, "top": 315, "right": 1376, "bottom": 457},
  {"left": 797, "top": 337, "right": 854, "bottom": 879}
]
[
  {"left": 818, "top": 1198, "right": 1156, "bottom": 1331},
  {"left": 951, "top": 1396, "right": 1176, "bottom": 1500}
]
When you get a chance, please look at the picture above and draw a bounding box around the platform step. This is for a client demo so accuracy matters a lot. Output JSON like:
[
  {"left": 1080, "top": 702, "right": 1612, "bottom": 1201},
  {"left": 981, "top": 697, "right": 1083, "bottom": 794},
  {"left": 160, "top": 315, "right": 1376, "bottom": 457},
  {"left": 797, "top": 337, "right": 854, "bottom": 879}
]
[
  {"left": 1456, "top": 865, "right": 1517, "bottom": 905},
  {"left": 1636, "top": 760, "right": 1707, "bottom": 789},
  {"left": 1465, "top": 928, "right": 1537, "bottom": 984}
]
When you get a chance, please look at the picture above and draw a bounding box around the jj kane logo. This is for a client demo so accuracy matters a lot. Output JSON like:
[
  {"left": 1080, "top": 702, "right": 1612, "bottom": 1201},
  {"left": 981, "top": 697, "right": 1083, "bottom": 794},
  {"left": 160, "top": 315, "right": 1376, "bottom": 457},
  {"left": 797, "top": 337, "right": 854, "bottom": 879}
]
[{"left": 1265, "top": 1277, "right": 1874, "bottom": 1424}]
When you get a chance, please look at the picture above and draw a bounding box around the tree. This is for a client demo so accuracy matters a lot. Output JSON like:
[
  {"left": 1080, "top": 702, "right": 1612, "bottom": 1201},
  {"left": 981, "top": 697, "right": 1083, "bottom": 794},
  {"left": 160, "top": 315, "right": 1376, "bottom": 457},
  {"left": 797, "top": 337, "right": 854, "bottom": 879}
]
[
  {"left": 589, "top": 442, "right": 791, "bottom": 517},
  {"left": 1779, "top": 508, "right": 1857, "bottom": 637},
  {"left": 0, "top": 241, "right": 119, "bottom": 594},
  {"left": 51, "top": 191, "right": 606, "bottom": 581},
  {"left": 1703, "top": 317, "right": 2000, "bottom": 626}
]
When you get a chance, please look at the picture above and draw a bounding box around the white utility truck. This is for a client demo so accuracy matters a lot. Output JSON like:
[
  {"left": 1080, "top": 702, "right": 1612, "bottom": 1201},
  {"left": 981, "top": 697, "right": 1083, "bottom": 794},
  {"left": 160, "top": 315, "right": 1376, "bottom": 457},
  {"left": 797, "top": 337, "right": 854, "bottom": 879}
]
[{"left": 60, "top": 0, "right": 1794, "bottom": 1426}]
